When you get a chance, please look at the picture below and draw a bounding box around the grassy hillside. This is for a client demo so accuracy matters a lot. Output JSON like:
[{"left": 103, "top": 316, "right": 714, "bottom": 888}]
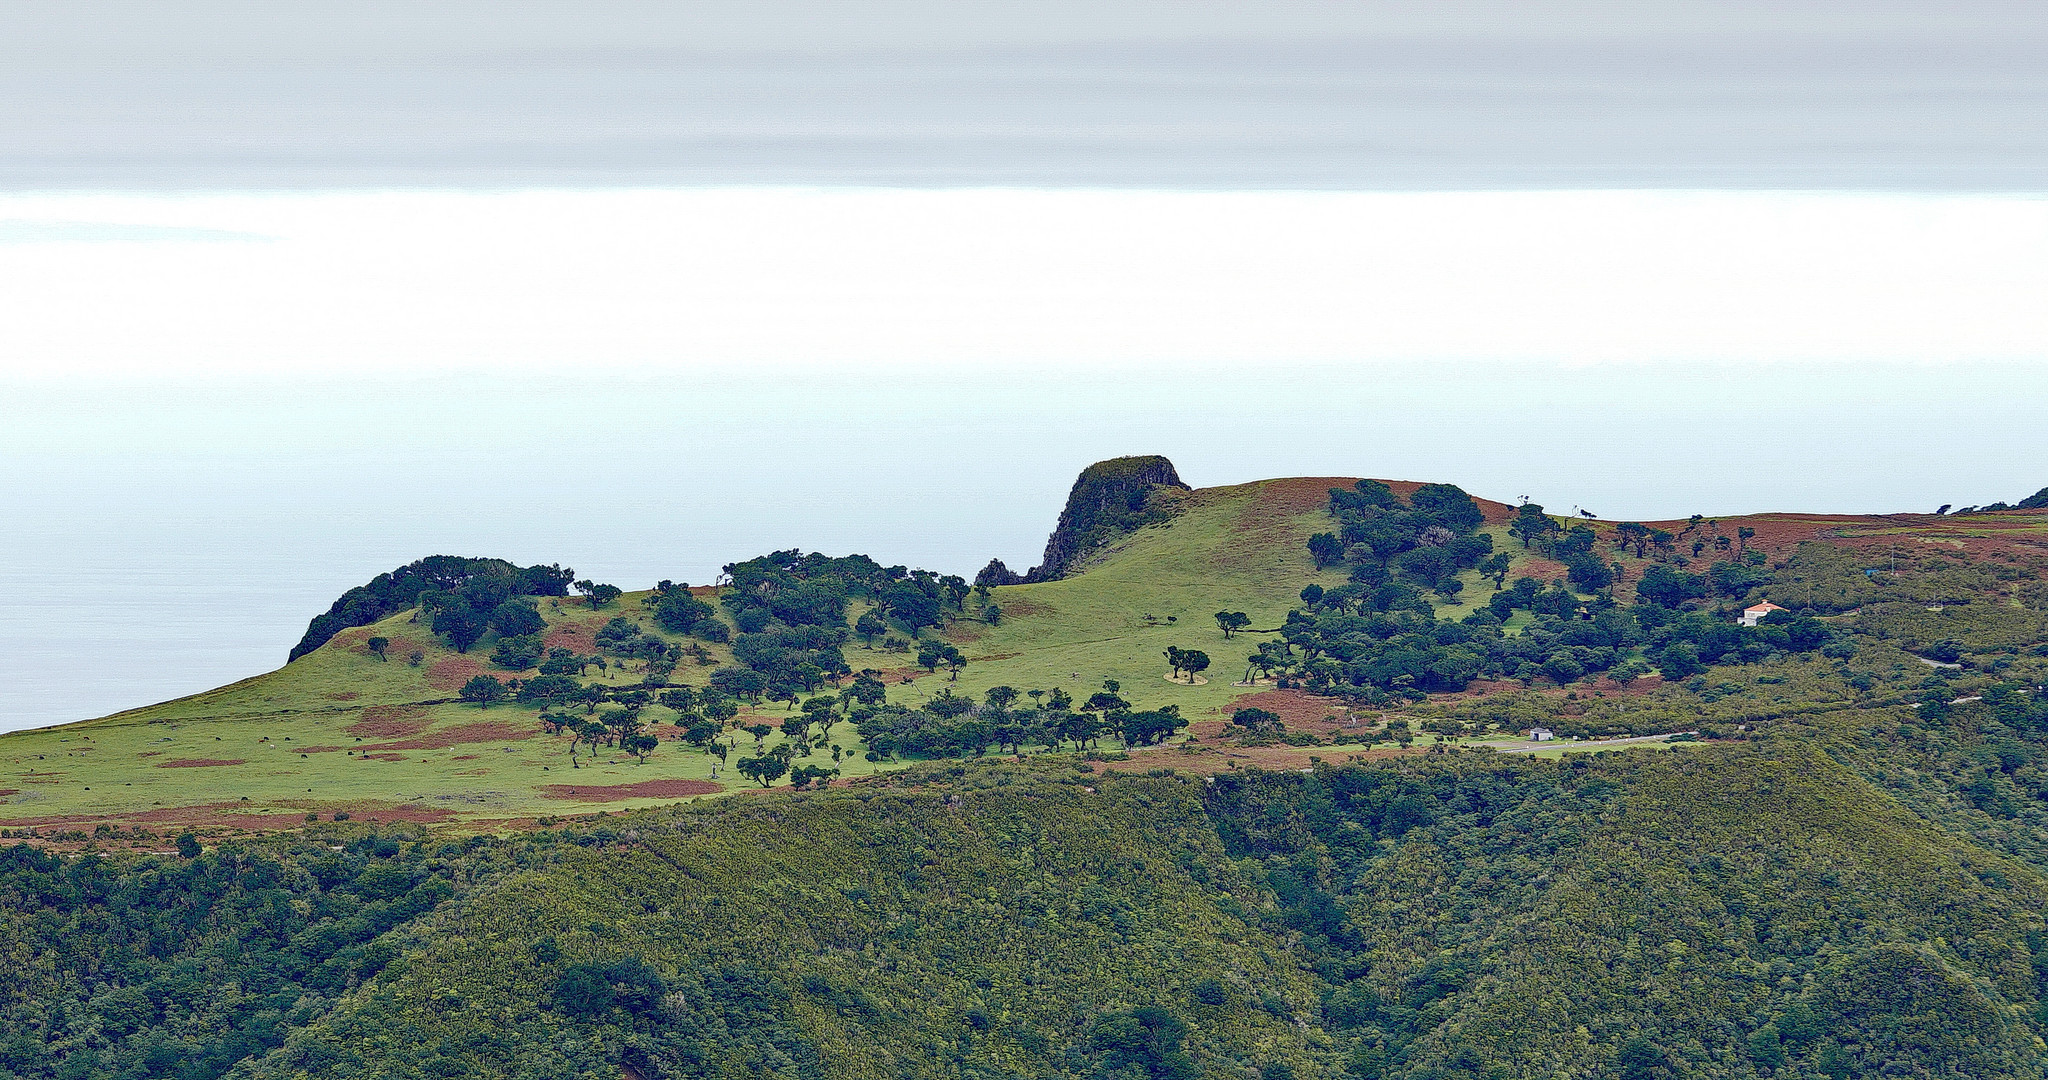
[
  {"left": 7, "top": 472, "right": 2046, "bottom": 837},
  {"left": 0, "top": 475, "right": 1531, "bottom": 833},
  {"left": 8, "top": 466, "right": 2048, "bottom": 1079}
]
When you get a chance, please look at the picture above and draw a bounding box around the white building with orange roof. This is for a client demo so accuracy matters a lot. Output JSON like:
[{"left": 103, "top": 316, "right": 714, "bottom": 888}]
[{"left": 1739, "top": 600, "right": 1787, "bottom": 627}]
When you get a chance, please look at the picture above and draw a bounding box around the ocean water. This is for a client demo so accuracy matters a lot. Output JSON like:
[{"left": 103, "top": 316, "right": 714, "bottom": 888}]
[{"left": 5, "top": 366, "right": 2045, "bottom": 734}]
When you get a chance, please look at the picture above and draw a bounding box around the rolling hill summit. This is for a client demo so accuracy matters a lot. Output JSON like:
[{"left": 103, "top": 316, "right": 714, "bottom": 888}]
[{"left": 7, "top": 456, "right": 2048, "bottom": 1079}]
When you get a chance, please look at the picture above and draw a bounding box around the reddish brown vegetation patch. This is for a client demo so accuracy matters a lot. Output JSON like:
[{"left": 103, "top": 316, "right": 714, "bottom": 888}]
[
  {"left": 540, "top": 778, "right": 724, "bottom": 801},
  {"left": 155, "top": 758, "right": 245, "bottom": 768},
  {"left": 994, "top": 596, "right": 1051, "bottom": 618},
  {"left": 348, "top": 705, "right": 430, "bottom": 738},
  {"left": 296, "top": 745, "right": 346, "bottom": 753},
  {"left": 427, "top": 656, "right": 502, "bottom": 690},
  {"left": 360, "top": 721, "right": 535, "bottom": 752},
  {"left": 1516, "top": 557, "right": 1569, "bottom": 583},
  {"left": 1227, "top": 689, "right": 1343, "bottom": 727},
  {"left": 451, "top": 754, "right": 479, "bottom": 761},
  {"left": 327, "top": 691, "right": 360, "bottom": 701},
  {"left": 543, "top": 621, "right": 601, "bottom": 654},
  {"left": 360, "top": 753, "right": 408, "bottom": 762},
  {"left": 0, "top": 790, "right": 17, "bottom": 797}
]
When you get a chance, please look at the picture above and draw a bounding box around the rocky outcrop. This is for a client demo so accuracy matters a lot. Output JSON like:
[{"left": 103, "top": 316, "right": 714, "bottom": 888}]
[{"left": 1022, "top": 456, "right": 1190, "bottom": 582}]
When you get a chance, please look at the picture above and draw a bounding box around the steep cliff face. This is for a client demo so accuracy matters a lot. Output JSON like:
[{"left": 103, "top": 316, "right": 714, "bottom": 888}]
[{"left": 1024, "top": 455, "right": 1190, "bottom": 581}]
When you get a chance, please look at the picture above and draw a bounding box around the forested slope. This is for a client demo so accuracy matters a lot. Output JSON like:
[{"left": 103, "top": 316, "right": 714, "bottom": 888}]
[{"left": 218, "top": 737, "right": 2048, "bottom": 1079}]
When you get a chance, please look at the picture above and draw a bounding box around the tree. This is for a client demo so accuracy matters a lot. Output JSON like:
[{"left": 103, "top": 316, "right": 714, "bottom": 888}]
[
  {"left": 854, "top": 610, "right": 887, "bottom": 645},
  {"left": 1180, "top": 649, "right": 1210, "bottom": 680},
  {"left": 681, "top": 719, "right": 720, "bottom": 747},
  {"left": 1119, "top": 707, "right": 1188, "bottom": 746},
  {"left": 745, "top": 723, "right": 773, "bottom": 748},
  {"left": 489, "top": 599, "right": 547, "bottom": 637},
  {"left": 1510, "top": 504, "right": 1557, "bottom": 550},
  {"left": 1615, "top": 521, "right": 1650, "bottom": 556},
  {"left": 574, "top": 579, "right": 623, "bottom": 608},
  {"left": 460, "top": 675, "right": 506, "bottom": 706},
  {"left": 788, "top": 764, "right": 838, "bottom": 789},
  {"left": 1214, "top": 611, "right": 1251, "bottom": 638},
  {"left": 1084, "top": 687, "right": 1131, "bottom": 713},
  {"left": 1307, "top": 532, "right": 1346, "bottom": 568},
  {"left": 366, "top": 636, "right": 389, "bottom": 660},
  {"left": 1737, "top": 526, "right": 1756, "bottom": 553},
  {"left": 176, "top": 833, "right": 201, "bottom": 859},
  {"left": 431, "top": 602, "right": 488, "bottom": 653},
  {"left": 883, "top": 583, "right": 942, "bottom": 629},
  {"left": 622, "top": 732, "right": 658, "bottom": 762},
  {"left": 1230, "top": 707, "right": 1283, "bottom": 734},
  {"left": 984, "top": 685, "right": 1019, "bottom": 710},
  {"left": 491, "top": 633, "right": 544, "bottom": 671},
  {"left": 737, "top": 750, "right": 790, "bottom": 787},
  {"left": 1478, "top": 553, "right": 1513, "bottom": 589},
  {"left": 1655, "top": 642, "right": 1705, "bottom": 679},
  {"left": 651, "top": 588, "right": 714, "bottom": 633}
]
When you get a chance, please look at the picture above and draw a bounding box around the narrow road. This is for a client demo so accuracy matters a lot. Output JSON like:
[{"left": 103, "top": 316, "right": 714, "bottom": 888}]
[{"left": 1480, "top": 731, "right": 1699, "bottom": 754}]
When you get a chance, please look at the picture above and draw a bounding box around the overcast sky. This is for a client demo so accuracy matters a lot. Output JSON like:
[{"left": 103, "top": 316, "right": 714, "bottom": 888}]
[{"left": 4, "top": 0, "right": 2045, "bottom": 190}]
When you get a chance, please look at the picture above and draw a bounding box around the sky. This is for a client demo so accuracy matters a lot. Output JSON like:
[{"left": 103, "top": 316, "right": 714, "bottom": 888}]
[
  {"left": 2, "top": 1, "right": 2045, "bottom": 189},
  {"left": 2, "top": 1, "right": 2046, "bottom": 730}
]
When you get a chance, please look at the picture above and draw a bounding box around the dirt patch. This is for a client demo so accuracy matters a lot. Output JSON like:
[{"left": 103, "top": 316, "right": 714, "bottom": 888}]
[
  {"left": 451, "top": 754, "right": 479, "bottom": 761},
  {"left": 155, "top": 758, "right": 245, "bottom": 768},
  {"left": 427, "top": 656, "right": 503, "bottom": 691},
  {"left": 540, "top": 778, "right": 725, "bottom": 801},
  {"left": 348, "top": 705, "right": 430, "bottom": 738},
  {"left": 360, "top": 721, "right": 536, "bottom": 752},
  {"left": 1164, "top": 673, "right": 1210, "bottom": 686}
]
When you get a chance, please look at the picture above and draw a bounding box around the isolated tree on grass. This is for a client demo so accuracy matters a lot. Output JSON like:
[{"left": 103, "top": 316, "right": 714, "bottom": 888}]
[
  {"left": 366, "top": 636, "right": 389, "bottom": 661},
  {"left": 1478, "top": 553, "right": 1513, "bottom": 589},
  {"left": 623, "top": 732, "right": 658, "bottom": 763},
  {"left": 460, "top": 675, "right": 506, "bottom": 706},
  {"left": 574, "top": 579, "right": 623, "bottom": 608},
  {"left": 1214, "top": 611, "right": 1251, "bottom": 638},
  {"left": 736, "top": 753, "right": 787, "bottom": 788},
  {"left": 1165, "top": 647, "right": 1210, "bottom": 682}
]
